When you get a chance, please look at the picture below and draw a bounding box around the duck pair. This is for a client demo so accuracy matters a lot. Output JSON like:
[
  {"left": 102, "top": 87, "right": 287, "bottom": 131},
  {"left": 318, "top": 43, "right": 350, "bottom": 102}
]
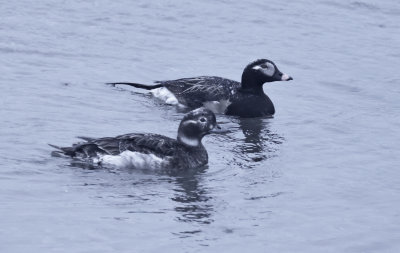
[{"left": 51, "top": 59, "right": 292, "bottom": 169}]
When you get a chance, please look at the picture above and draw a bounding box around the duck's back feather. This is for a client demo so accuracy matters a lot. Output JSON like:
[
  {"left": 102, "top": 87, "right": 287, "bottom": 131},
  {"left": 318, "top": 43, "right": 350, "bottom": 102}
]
[
  {"left": 156, "top": 76, "right": 240, "bottom": 108},
  {"left": 79, "top": 133, "right": 178, "bottom": 158}
]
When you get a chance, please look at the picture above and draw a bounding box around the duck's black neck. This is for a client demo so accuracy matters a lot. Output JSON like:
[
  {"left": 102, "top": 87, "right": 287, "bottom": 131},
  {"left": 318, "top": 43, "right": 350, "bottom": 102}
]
[{"left": 241, "top": 71, "right": 264, "bottom": 92}]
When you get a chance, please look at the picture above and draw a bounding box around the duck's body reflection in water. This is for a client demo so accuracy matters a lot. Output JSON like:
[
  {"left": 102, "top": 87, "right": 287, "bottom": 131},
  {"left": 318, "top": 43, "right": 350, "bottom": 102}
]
[
  {"left": 68, "top": 160, "right": 214, "bottom": 227},
  {"left": 168, "top": 167, "right": 213, "bottom": 225},
  {"left": 226, "top": 117, "right": 284, "bottom": 168}
]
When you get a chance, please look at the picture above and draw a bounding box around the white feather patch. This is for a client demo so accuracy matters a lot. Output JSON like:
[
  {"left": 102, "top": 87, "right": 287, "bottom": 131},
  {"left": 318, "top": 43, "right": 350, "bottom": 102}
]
[
  {"left": 203, "top": 99, "right": 231, "bottom": 114},
  {"left": 253, "top": 62, "right": 275, "bottom": 76},
  {"left": 95, "top": 151, "right": 166, "bottom": 169},
  {"left": 178, "top": 135, "right": 200, "bottom": 147},
  {"left": 281, "top": 73, "right": 290, "bottom": 81},
  {"left": 181, "top": 120, "right": 198, "bottom": 126},
  {"left": 150, "top": 87, "right": 180, "bottom": 105}
]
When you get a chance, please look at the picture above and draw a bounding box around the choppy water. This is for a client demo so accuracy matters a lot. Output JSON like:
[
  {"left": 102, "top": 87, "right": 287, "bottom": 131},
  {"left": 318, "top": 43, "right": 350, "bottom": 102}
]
[{"left": 1, "top": 0, "right": 400, "bottom": 252}]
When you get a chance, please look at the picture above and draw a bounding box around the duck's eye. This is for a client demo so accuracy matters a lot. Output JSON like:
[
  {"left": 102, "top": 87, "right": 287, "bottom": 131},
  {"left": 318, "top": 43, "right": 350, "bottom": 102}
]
[
  {"left": 199, "top": 117, "right": 206, "bottom": 123},
  {"left": 260, "top": 63, "right": 269, "bottom": 68}
]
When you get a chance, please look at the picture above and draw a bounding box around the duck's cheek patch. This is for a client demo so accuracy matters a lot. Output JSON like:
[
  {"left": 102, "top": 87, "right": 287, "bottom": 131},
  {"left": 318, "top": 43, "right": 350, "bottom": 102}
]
[
  {"left": 253, "top": 62, "right": 275, "bottom": 76},
  {"left": 261, "top": 67, "right": 275, "bottom": 76}
]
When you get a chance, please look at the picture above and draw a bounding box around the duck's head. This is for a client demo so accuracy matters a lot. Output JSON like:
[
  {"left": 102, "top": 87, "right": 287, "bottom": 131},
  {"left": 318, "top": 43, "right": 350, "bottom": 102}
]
[
  {"left": 177, "top": 108, "right": 219, "bottom": 147},
  {"left": 241, "top": 59, "right": 293, "bottom": 90}
]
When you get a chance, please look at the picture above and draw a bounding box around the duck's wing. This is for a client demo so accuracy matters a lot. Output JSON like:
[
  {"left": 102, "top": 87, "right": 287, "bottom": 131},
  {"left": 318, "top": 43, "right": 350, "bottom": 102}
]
[
  {"left": 50, "top": 134, "right": 177, "bottom": 160},
  {"left": 76, "top": 134, "right": 177, "bottom": 157},
  {"left": 76, "top": 136, "right": 122, "bottom": 156},
  {"left": 49, "top": 140, "right": 113, "bottom": 158},
  {"left": 112, "top": 133, "right": 177, "bottom": 157},
  {"left": 156, "top": 76, "right": 240, "bottom": 108}
]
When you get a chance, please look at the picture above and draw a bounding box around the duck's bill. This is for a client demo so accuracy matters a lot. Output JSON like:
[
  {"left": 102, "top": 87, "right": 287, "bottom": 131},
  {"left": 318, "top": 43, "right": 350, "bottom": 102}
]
[
  {"left": 281, "top": 73, "right": 293, "bottom": 81},
  {"left": 209, "top": 123, "right": 229, "bottom": 134}
]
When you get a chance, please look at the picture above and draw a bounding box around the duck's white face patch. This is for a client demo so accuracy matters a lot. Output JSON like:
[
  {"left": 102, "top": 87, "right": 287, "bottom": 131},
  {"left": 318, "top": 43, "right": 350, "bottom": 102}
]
[
  {"left": 178, "top": 135, "right": 200, "bottom": 147},
  {"left": 150, "top": 87, "right": 180, "bottom": 105},
  {"left": 181, "top": 120, "right": 198, "bottom": 127},
  {"left": 253, "top": 62, "right": 275, "bottom": 76}
]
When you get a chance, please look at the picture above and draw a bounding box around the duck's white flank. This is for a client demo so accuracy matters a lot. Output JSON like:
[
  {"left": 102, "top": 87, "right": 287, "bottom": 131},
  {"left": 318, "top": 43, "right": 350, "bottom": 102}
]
[
  {"left": 150, "top": 87, "right": 180, "bottom": 105},
  {"left": 96, "top": 151, "right": 166, "bottom": 169},
  {"left": 203, "top": 99, "right": 231, "bottom": 114}
]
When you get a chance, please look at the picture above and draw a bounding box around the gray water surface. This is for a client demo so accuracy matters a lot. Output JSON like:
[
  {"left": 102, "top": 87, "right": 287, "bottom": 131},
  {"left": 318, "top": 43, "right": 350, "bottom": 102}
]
[{"left": 1, "top": 0, "right": 400, "bottom": 252}]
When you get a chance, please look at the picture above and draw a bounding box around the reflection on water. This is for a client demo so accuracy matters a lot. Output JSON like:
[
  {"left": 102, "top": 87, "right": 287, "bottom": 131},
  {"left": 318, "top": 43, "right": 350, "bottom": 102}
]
[
  {"left": 230, "top": 117, "right": 284, "bottom": 168},
  {"left": 68, "top": 160, "right": 214, "bottom": 225},
  {"left": 169, "top": 166, "right": 213, "bottom": 225}
]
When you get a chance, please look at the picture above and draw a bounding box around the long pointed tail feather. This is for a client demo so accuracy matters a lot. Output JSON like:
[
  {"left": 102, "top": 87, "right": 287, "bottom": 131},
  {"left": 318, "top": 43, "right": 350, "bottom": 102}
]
[
  {"left": 48, "top": 144, "right": 76, "bottom": 157},
  {"left": 48, "top": 144, "right": 63, "bottom": 150},
  {"left": 106, "top": 82, "right": 163, "bottom": 90},
  {"left": 77, "top": 136, "right": 95, "bottom": 142}
]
